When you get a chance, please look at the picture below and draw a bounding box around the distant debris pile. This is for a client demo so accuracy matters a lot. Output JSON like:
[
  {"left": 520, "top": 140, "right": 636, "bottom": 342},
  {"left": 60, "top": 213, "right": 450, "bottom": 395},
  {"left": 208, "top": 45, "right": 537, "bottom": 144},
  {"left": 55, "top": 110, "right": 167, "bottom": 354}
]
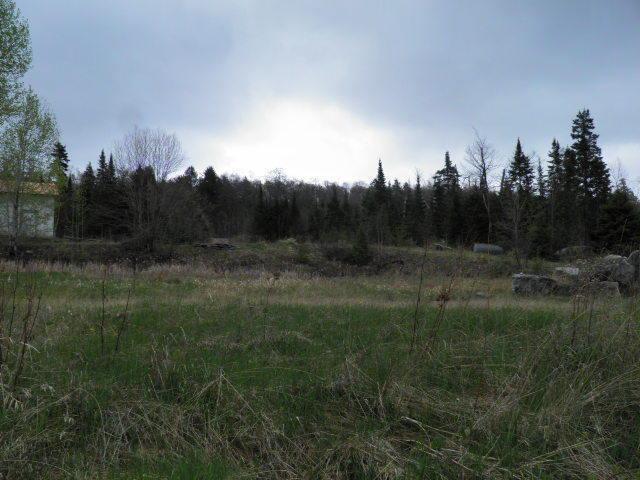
[{"left": 194, "top": 238, "right": 236, "bottom": 250}]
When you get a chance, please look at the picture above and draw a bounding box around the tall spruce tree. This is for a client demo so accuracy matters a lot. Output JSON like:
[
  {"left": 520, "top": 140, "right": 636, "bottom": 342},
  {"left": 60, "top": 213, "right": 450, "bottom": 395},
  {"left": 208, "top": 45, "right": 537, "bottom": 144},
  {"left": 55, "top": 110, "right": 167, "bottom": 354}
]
[
  {"left": 409, "top": 175, "right": 427, "bottom": 245},
  {"left": 570, "top": 109, "right": 610, "bottom": 243},
  {"left": 77, "top": 163, "right": 96, "bottom": 238},
  {"left": 508, "top": 139, "right": 534, "bottom": 194},
  {"left": 51, "top": 142, "right": 69, "bottom": 183}
]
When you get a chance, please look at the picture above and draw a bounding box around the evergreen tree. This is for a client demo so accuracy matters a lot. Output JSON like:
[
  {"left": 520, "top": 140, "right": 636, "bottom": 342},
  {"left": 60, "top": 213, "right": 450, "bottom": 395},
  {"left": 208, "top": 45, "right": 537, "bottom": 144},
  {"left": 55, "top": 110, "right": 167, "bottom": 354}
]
[
  {"left": 340, "top": 192, "right": 352, "bottom": 231},
  {"left": 431, "top": 175, "right": 446, "bottom": 240},
  {"left": 570, "top": 109, "right": 610, "bottom": 243},
  {"left": 409, "top": 175, "right": 427, "bottom": 245},
  {"left": 252, "top": 185, "right": 267, "bottom": 238},
  {"left": 326, "top": 185, "right": 343, "bottom": 231},
  {"left": 448, "top": 185, "right": 463, "bottom": 245},
  {"left": 77, "top": 163, "right": 96, "bottom": 238},
  {"left": 431, "top": 151, "right": 460, "bottom": 243},
  {"left": 94, "top": 150, "right": 119, "bottom": 238},
  {"left": 596, "top": 180, "right": 640, "bottom": 251},
  {"left": 508, "top": 139, "right": 534, "bottom": 194},
  {"left": 51, "top": 141, "right": 69, "bottom": 184},
  {"left": 351, "top": 226, "right": 372, "bottom": 265},
  {"left": 547, "top": 139, "right": 563, "bottom": 193},
  {"left": 372, "top": 159, "right": 388, "bottom": 207},
  {"left": 289, "top": 192, "right": 302, "bottom": 236},
  {"left": 198, "top": 166, "right": 219, "bottom": 228},
  {"left": 56, "top": 175, "right": 74, "bottom": 237},
  {"left": 536, "top": 159, "right": 546, "bottom": 199}
]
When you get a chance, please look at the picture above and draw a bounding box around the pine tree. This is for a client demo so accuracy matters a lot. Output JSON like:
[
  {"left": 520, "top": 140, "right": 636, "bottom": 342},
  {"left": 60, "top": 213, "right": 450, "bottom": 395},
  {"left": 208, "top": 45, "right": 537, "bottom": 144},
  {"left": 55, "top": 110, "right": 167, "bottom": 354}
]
[
  {"left": 326, "top": 185, "right": 343, "bottom": 231},
  {"left": 51, "top": 142, "right": 71, "bottom": 236},
  {"left": 431, "top": 151, "right": 460, "bottom": 243},
  {"left": 508, "top": 139, "right": 534, "bottom": 194},
  {"left": 351, "top": 226, "right": 372, "bottom": 265},
  {"left": 340, "top": 192, "right": 352, "bottom": 231},
  {"left": 536, "top": 159, "right": 546, "bottom": 199},
  {"left": 56, "top": 175, "right": 75, "bottom": 237},
  {"left": 547, "top": 139, "right": 563, "bottom": 193},
  {"left": 252, "top": 185, "right": 267, "bottom": 238},
  {"left": 289, "top": 192, "right": 302, "bottom": 236},
  {"left": 596, "top": 180, "right": 640, "bottom": 251},
  {"left": 431, "top": 175, "right": 446, "bottom": 240},
  {"left": 388, "top": 179, "right": 405, "bottom": 241},
  {"left": 51, "top": 142, "right": 69, "bottom": 185},
  {"left": 409, "top": 175, "right": 427, "bottom": 245},
  {"left": 448, "top": 186, "right": 463, "bottom": 245},
  {"left": 198, "top": 167, "right": 219, "bottom": 204},
  {"left": 94, "top": 150, "right": 120, "bottom": 238},
  {"left": 570, "top": 109, "right": 610, "bottom": 243},
  {"left": 372, "top": 159, "right": 388, "bottom": 207},
  {"left": 77, "top": 163, "right": 96, "bottom": 238}
]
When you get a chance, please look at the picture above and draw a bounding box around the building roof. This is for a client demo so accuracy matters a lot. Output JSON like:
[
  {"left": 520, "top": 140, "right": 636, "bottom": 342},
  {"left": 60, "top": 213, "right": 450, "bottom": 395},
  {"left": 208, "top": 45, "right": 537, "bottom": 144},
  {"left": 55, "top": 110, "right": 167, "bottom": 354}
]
[{"left": 0, "top": 181, "right": 58, "bottom": 196}]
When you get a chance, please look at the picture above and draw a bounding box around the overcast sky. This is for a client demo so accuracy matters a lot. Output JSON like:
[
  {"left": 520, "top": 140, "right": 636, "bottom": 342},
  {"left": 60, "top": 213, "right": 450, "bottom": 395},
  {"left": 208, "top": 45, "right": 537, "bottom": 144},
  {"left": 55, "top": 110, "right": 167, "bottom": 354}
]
[{"left": 18, "top": 0, "right": 640, "bottom": 186}]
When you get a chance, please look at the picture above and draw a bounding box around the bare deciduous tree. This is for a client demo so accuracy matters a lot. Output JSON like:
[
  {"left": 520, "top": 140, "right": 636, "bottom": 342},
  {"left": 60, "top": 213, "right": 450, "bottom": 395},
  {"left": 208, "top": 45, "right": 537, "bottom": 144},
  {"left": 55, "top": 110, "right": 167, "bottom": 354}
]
[
  {"left": 114, "top": 126, "right": 184, "bottom": 181},
  {"left": 113, "top": 126, "right": 185, "bottom": 251},
  {"left": 465, "top": 130, "right": 498, "bottom": 242}
]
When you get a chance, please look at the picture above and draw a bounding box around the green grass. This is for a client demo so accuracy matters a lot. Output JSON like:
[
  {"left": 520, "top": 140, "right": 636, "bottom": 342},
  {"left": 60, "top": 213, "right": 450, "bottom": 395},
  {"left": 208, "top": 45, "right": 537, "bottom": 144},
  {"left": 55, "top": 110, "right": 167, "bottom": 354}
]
[{"left": 1, "top": 258, "right": 639, "bottom": 478}]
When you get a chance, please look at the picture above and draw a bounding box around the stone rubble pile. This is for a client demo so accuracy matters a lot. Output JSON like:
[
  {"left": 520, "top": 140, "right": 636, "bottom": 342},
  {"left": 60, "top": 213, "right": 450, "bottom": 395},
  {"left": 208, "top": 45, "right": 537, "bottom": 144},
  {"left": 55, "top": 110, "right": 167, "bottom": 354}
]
[{"left": 512, "top": 250, "right": 640, "bottom": 297}]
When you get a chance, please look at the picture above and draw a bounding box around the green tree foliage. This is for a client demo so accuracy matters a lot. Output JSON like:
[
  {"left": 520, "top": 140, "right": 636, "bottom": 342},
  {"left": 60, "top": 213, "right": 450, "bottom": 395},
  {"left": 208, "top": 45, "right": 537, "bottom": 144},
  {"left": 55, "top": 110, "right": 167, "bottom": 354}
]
[
  {"left": 0, "top": 89, "right": 57, "bottom": 252},
  {"left": 77, "top": 163, "right": 96, "bottom": 239},
  {"left": 51, "top": 142, "right": 69, "bottom": 185},
  {"left": 351, "top": 226, "right": 372, "bottom": 265},
  {"left": 407, "top": 175, "right": 426, "bottom": 245},
  {"left": 596, "top": 181, "right": 640, "bottom": 252},
  {"left": 571, "top": 109, "right": 610, "bottom": 242},
  {"left": 431, "top": 151, "right": 461, "bottom": 244},
  {"left": 0, "top": 0, "right": 31, "bottom": 120},
  {"left": 508, "top": 139, "right": 534, "bottom": 195}
]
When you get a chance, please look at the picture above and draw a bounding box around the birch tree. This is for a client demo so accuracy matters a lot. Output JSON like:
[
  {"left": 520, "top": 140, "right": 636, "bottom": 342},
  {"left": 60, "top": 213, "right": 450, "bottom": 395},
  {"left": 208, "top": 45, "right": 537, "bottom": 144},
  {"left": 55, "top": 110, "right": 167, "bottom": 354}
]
[
  {"left": 0, "top": 0, "right": 31, "bottom": 122},
  {"left": 0, "top": 89, "right": 57, "bottom": 253}
]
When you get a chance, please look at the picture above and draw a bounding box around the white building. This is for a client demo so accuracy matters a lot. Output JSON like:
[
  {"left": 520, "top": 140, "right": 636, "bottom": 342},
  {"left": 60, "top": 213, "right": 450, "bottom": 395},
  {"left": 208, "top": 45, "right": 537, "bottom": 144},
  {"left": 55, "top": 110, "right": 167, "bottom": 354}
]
[{"left": 0, "top": 182, "right": 57, "bottom": 238}]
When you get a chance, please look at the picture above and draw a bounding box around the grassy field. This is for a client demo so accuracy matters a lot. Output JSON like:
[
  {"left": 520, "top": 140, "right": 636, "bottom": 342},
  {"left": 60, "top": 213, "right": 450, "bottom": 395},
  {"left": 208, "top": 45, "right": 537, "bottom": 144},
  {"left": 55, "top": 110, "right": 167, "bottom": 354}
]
[{"left": 1, "top": 244, "right": 639, "bottom": 478}]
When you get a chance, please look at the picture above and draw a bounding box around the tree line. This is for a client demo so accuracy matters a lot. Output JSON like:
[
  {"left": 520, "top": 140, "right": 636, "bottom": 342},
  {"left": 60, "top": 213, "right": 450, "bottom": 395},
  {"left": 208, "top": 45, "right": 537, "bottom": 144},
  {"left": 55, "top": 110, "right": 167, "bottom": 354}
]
[{"left": 51, "top": 108, "right": 639, "bottom": 258}]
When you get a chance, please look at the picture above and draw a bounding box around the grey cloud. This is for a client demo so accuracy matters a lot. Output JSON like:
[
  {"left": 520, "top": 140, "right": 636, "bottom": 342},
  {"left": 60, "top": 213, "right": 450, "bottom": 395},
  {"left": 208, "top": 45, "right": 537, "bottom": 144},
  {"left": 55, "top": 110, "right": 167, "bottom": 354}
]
[{"left": 17, "top": 0, "right": 640, "bottom": 179}]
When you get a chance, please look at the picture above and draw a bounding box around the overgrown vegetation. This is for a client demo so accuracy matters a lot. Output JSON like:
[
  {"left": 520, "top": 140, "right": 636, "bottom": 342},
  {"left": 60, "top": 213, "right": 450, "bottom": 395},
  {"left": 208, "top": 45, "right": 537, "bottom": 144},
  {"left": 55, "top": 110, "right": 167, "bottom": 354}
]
[{"left": 0, "top": 246, "right": 639, "bottom": 478}]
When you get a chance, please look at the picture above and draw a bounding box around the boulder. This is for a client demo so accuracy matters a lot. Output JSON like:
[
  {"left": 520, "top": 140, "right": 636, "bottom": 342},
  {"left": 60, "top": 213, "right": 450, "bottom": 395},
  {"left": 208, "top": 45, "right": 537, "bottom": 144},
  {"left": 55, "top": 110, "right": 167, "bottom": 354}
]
[
  {"left": 555, "top": 245, "right": 594, "bottom": 260},
  {"left": 433, "top": 243, "right": 452, "bottom": 251},
  {"left": 585, "top": 281, "right": 621, "bottom": 297},
  {"left": 512, "top": 274, "right": 557, "bottom": 296},
  {"left": 628, "top": 250, "right": 640, "bottom": 282},
  {"left": 554, "top": 266, "right": 581, "bottom": 282},
  {"left": 473, "top": 243, "right": 504, "bottom": 255},
  {"left": 594, "top": 255, "right": 634, "bottom": 286}
]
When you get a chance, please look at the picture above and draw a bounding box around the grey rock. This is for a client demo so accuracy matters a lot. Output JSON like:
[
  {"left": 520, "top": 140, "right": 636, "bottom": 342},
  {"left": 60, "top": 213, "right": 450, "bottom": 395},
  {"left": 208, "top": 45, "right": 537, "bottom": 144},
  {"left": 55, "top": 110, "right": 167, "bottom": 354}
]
[
  {"left": 473, "top": 243, "right": 504, "bottom": 255},
  {"left": 628, "top": 250, "right": 640, "bottom": 282},
  {"left": 594, "top": 255, "right": 634, "bottom": 286},
  {"left": 433, "top": 243, "right": 452, "bottom": 251},
  {"left": 512, "top": 274, "right": 557, "bottom": 296},
  {"left": 554, "top": 266, "right": 581, "bottom": 282}
]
